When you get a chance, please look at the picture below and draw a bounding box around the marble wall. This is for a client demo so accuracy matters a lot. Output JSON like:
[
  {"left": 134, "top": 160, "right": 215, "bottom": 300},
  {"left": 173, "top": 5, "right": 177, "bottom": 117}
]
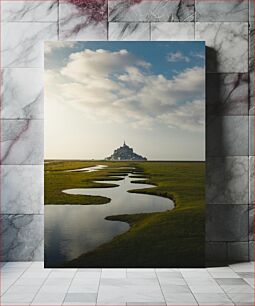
[{"left": 0, "top": 0, "right": 254, "bottom": 264}]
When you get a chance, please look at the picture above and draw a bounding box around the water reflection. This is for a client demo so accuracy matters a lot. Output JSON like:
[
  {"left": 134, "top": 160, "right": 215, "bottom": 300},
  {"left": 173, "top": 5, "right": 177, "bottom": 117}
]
[
  {"left": 66, "top": 164, "right": 108, "bottom": 172},
  {"left": 45, "top": 173, "right": 174, "bottom": 266}
]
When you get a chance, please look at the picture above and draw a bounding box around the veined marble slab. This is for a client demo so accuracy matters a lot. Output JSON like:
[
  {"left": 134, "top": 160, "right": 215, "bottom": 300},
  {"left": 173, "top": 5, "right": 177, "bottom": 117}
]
[
  {"left": 248, "top": 203, "right": 254, "bottom": 241},
  {"left": 249, "top": 116, "right": 254, "bottom": 155},
  {"left": 59, "top": 1, "right": 107, "bottom": 40},
  {"left": 206, "top": 204, "right": 249, "bottom": 241},
  {"left": 108, "top": 0, "right": 195, "bottom": 22},
  {"left": 195, "top": 22, "right": 248, "bottom": 73},
  {"left": 249, "top": 156, "right": 254, "bottom": 205},
  {"left": 109, "top": 22, "right": 150, "bottom": 40},
  {"left": 196, "top": 0, "right": 248, "bottom": 22},
  {"left": 0, "top": 119, "right": 43, "bottom": 165},
  {"left": 1, "top": 22, "right": 58, "bottom": 68},
  {"left": 207, "top": 115, "right": 248, "bottom": 156},
  {"left": 249, "top": 25, "right": 254, "bottom": 114},
  {"left": 206, "top": 156, "right": 249, "bottom": 205},
  {"left": 151, "top": 22, "right": 194, "bottom": 40},
  {"left": 206, "top": 73, "right": 249, "bottom": 116},
  {"left": 1, "top": 165, "right": 43, "bottom": 214},
  {"left": 250, "top": 0, "right": 254, "bottom": 21},
  {"left": 0, "top": 214, "right": 43, "bottom": 261},
  {"left": 227, "top": 242, "right": 249, "bottom": 262},
  {"left": 1, "top": 68, "right": 43, "bottom": 119},
  {"left": 1, "top": 0, "right": 58, "bottom": 22}
]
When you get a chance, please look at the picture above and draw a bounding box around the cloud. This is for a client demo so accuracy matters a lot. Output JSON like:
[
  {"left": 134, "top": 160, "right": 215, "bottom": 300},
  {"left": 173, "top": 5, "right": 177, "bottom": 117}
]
[
  {"left": 45, "top": 48, "right": 205, "bottom": 132},
  {"left": 166, "top": 51, "right": 190, "bottom": 63},
  {"left": 45, "top": 41, "right": 75, "bottom": 54},
  {"left": 191, "top": 52, "right": 205, "bottom": 60}
]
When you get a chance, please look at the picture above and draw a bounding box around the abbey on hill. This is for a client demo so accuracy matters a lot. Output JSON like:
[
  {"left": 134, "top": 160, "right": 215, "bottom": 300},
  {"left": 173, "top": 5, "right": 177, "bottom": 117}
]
[{"left": 105, "top": 141, "right": 147, "bottom": 161}]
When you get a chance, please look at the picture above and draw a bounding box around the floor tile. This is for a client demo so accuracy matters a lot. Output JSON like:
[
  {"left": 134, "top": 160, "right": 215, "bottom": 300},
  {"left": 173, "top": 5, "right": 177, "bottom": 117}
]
[
  {"left": 220, "top": 284, "right": 253, "bottom": 293},
  {"left": 163, "top": 293, "right": 198, "bottom": 305},
  {"left": 180, "top": 269, "right": 212, "bottom": 278},
  {"left": 101, "top": 268, "right": 126, "bottom": 278},
  {"left": 215, "top": 278, "right": 248, "bottom": 285},
  {"left": 161, "top": 284, "right": 192, "bottom": 294},
  {"left": 64, "top": 292, "right": 97, "bottom": 303},
  {"left": 31, "top": 291, "right": 66, "bottom": 305},
  {"left": 207, "top": 267, "right": 240, "bottom": 278},
  {"left": 193, "top": 292, "right": 234, "bottom": 305},
  {"left": 227, "top": 292, "right": 255, "bottom": 305},
  {"left": 68, "top": 278, "right": 99, "bottom": 293},
  {"left": 127, "top": 269, "right": 157, "bottom": 278},
  {"left": 230, "top": 262, "right": 254, "bottom": 272}
]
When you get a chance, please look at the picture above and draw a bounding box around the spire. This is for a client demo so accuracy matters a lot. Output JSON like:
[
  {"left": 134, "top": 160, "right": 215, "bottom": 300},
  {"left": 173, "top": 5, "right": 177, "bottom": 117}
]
[{"left": 124, "top": 140, "right": 126, "bottom": 146}]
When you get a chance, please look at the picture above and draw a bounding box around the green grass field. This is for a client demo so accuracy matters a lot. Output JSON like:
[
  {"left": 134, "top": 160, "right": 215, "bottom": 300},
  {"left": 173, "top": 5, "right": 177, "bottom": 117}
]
[{"left": 45, "top": 160, "right": 205, "bottom": 267}]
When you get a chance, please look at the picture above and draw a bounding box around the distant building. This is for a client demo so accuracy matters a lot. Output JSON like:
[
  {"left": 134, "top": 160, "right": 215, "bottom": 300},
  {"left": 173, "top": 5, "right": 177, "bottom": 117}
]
[{"left": 105, "top": 141, "right": 147, "bottom": 161}]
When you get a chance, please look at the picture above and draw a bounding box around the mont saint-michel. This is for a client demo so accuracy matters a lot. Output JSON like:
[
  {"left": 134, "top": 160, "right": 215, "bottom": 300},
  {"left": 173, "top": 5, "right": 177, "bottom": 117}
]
[{"left": 105, "top": 142, "right": 147, "bottom": 161}]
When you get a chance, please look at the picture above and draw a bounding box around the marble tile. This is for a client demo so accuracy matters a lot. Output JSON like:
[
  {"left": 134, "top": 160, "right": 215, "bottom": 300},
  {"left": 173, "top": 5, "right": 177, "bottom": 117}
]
[
  {"left": 101, "top": 268, "right": 126, "bottom": 278},
  {"left": 227, "top": 242, "right": 249, "bottom": 262},
  {"left": 207, "top": 267, "right": 240, "bottom": 279},
  {"left": 1, "top": 68, "right": 43, "bottom": 119},
  {"left": 2, "top": 285, "right": 39, "bottom": 304},
  {"left": 206, "top": 156, "right": 249, "bottom": 204},
  {"left": 1, "top": 0, "right": 58, "bottom": 22},
  {"left": 2, "top": 22, "right": 58, "bottom": 68},
  {"left": 195, "top": 22, "right": 248, "bottom": 73},
  {"left": 59, "top": 1, "right": 107, "bottom": 40},
  {"left": 249, "top": 204, "right": 254, "bottom": 240},
  {"left": 1, "top": 165, "right": 43, "bottom": 214},
  {"left": 109, "top": 22, "right": 150, "bottom": 40},
  {"left": 230, "top": 262, "right": 254, "bottom": 272},
  {"left": 207, "top": 116, "right": 248, "bottom": 156},
  {"left": 68, "top": 278, "right": 99, "bottom": 293},
  {"left": 0, "top": 214, "right": 43, "bottom": 261},
  {"left": 108, "top": 0, "right": 195, "bottom": 22},
  {"left": 249, "top": 26, "right": 254, "bottom": 114},
  {"left": 249, "top": 241, "right": 254, "bottom": 260},
  {"left": 249, "top": 156, "right": 254, "bottom": 205},
  {"left": 0, "top": 119, "right": 43, "bottom": 165},
  {"left": 205, "top": 242, "right": 227, "bottom": 266},
  {"left": 161, "top": 284, "right": 191, "bottom": 294},
  {"left": 163, "top": 293, "right": 198, "bottom": 305},
  {"left": 192, "top": 292, "right": 234, "bottom": 305},
  {"left": 249, "top": 70, "right": 254, "bottom": 114},
  {"left": 31, "top": 291, "right": 66, "bottom": 305},
  {"left": 64, "top": 293, "right": 97, "bottom": 304},
  {"left": 249, "top": 116, "right": 254, "bottom": 155},
  {"left": 127, "top": 269, "right": 156, "bottom": 278},
  {"left": 206, "top": 73, "right": 249, "bottom": 116},
  {"left": 180, "top": 269, "right": 212, "bottom": 279},
  {"left": 250, "top": 0, "right": 255, "bottom": 21},
  {"left": 151, "top": 22, "right": 194, "bottom": 40},
  {"left": 125, "top": 285, "right": 165, "bottom": 303},
  {"left": 196, "top": 0, "right": 248, "bottom": 22},
  {"left": 206, "top": 205, "right": 249, "bottom": 241},
  {"left": 227, "top": 292, "right": 254, "bottom": 305}
]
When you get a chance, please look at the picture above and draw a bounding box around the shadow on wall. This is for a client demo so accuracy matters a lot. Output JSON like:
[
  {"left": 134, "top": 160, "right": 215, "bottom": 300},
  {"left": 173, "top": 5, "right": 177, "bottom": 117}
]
[{"left": 205, "top": 46, "right": 242, "bottom": 267}]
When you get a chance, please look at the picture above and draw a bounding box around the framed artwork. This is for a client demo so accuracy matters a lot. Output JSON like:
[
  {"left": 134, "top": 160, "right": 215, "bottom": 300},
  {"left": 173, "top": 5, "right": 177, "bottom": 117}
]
[{"left": 44, "top": 41, "right": 205, "bottom": 268}]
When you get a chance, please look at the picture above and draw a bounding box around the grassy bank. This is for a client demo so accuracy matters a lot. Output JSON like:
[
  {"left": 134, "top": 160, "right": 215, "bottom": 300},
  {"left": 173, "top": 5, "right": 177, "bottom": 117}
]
[
  {"left": 45, "top": 160, "right": 133, "bottom": 205},
  {"left": 46, "top": 161, "right": 205, "bottom": 267}
]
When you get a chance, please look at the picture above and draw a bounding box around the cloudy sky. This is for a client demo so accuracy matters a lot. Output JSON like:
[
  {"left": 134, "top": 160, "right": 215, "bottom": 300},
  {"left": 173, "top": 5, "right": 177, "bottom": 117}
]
[{"left": 45, "top": 41, "right": 205, "bottom": 161}]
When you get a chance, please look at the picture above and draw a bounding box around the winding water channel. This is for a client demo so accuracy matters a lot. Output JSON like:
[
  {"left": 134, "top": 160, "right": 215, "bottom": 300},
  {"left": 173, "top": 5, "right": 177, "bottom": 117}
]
[{"left": 44, "top": 167, "right": 174, "bottom": 266}]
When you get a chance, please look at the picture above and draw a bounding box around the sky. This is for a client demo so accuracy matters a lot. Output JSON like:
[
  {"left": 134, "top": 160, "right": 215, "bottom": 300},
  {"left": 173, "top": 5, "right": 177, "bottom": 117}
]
[{"left": 44, "top": 41, "right": 205, "bottom": 161}]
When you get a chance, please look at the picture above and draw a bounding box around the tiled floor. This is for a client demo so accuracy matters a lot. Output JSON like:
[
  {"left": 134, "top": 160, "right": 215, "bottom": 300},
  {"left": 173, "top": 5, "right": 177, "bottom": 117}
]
[{"left": 0, "top": 262, "right": 254, "bottom": 305}]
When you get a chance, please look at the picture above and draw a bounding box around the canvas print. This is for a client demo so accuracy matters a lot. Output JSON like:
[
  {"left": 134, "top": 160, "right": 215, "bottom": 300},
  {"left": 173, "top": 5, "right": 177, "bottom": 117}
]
[{"left": 44, "top": 41, "right": 205, "bottom": 268}]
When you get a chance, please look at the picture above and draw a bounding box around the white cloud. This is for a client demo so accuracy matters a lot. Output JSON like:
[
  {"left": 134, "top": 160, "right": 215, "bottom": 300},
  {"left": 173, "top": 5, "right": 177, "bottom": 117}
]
[
  {"left": 45, "top": 48, "right": 205, "bottom": 132},
  {"left": 166, "top": 51, "right": 190, "bottom": 63},
  {"left": 45, "top": 41, "right": 75, "bottom": 54},
  {"left": 191, "top": 52, "right": 205, "bottom": 60}
]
